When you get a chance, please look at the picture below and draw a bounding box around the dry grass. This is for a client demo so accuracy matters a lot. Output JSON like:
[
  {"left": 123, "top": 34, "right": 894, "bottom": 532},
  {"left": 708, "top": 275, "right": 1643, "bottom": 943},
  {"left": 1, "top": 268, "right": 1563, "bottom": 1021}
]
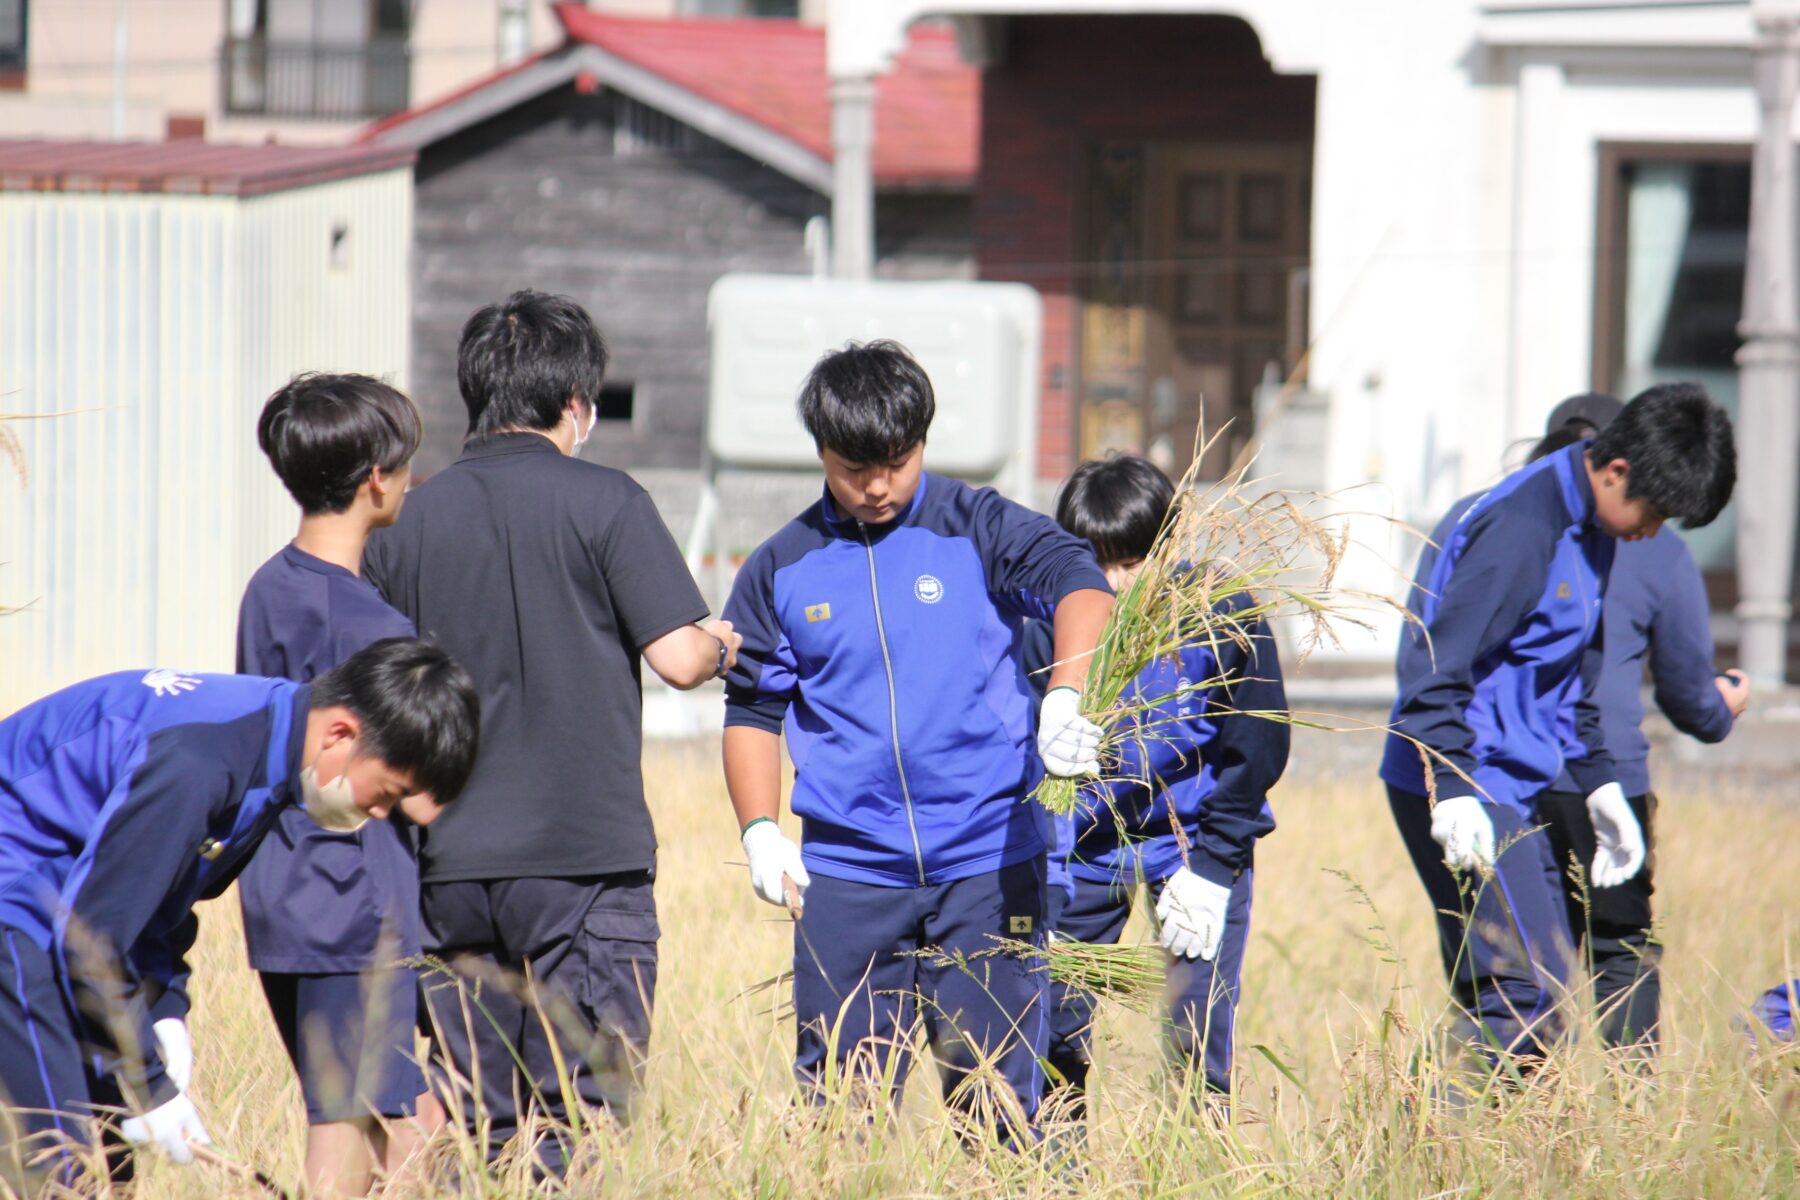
[{"left": 99, "top": 743, "right": 1800, "bottom": 1197}]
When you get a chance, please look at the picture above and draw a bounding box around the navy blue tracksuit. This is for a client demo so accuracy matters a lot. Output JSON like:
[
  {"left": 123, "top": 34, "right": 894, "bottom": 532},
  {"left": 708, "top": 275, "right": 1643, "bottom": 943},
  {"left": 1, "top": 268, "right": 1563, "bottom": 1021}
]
[
  {"left": 1536, "top": 527, "right": 1735, "bottom": 1046},
  {"left": 1025, "top": 602, "right": 1286, "bottom": 1105},
  {"left": 0, "top": 672, "right": 305, "bottom": 1167},
  {"left": 236, "top": 544, "right": 424, "bottom": 1122},
  {"left": 723, "top": 473, "right": 1109, "bottom": 1126},
  {"left": 1380, "top": 443, "right": 1617, "bottom": 1057}
]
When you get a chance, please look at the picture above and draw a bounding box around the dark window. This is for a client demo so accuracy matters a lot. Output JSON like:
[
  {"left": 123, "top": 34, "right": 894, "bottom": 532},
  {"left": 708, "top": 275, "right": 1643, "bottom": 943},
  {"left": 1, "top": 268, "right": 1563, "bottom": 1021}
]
[
  {"left": 679, "top": 0, "right": 800, "bottom": 17},
  {"left": 597, "top": 383, "right": 635, "bottom": 424},
  {"left": 1596, "top": 146, "right": 1750, "bottom": 571},
  {"left": 0, "top": 0, "right": 26, "bottom": 77},
  {"left": 221, "top": 0, "right": 412, "bottom": 120}
]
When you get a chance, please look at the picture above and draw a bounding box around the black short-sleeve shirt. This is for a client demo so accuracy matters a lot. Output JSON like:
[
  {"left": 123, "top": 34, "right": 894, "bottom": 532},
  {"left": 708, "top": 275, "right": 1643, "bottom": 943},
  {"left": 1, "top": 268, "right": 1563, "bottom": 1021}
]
[{"left": 364, "top": 433, "right": 708, "bottom": 883}]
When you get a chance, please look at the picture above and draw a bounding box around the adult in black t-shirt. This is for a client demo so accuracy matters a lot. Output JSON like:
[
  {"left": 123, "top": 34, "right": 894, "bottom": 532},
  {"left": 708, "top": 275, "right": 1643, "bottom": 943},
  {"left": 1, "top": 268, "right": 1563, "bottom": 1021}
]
[{"left": 364, "top": 291, "right": 738, "bottom": 1169}]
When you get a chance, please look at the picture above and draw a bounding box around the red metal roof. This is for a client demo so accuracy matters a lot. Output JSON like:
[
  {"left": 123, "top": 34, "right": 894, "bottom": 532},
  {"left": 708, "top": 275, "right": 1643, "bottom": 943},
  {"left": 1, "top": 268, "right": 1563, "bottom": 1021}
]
[
  {"left": 556, "top": 6, "right": 977, "bottom": 187},
  {"left": 365, "top": 7, "right": 978, "bottom": 189},
  {"left": 0, "top": 139, "right": 416, "bottom": 197}
]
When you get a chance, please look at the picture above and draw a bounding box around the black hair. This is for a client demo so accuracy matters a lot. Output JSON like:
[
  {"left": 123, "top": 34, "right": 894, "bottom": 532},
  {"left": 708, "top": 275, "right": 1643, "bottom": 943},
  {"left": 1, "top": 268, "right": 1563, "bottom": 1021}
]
[
  {"left": 1055, "top": 455, "right": 1177, "bottom": 565},
  {"left": 257, "top": 373, "right": 421, "bottom": 515},
  {"left": 458, "top": 290, "right": 608, "bottom": 437},
  {"left": 1527, "top": 423, "right": 1589, "bottom": 464},
  {"left": 796, "top": 339, "right": 935, "bottom": 464},
  {"left": 1587, "top": 381, "right": 1736, "bottom": 528},
  {"left": 310, "top": 638, "right": 481, "bottom": 803}
]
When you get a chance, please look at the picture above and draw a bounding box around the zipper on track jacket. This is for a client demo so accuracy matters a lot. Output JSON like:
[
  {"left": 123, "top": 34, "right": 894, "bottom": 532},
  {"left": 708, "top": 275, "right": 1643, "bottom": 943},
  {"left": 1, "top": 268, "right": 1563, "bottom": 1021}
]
[{"left": 858, "top": 520, "right": 928, "bottom": 885}]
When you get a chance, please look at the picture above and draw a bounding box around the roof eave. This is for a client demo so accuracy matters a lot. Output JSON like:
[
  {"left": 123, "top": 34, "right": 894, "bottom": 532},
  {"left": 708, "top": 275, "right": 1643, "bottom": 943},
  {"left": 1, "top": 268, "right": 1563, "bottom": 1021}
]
[{"left": 570, "top": 43, "right": 835, "bottom": 195}]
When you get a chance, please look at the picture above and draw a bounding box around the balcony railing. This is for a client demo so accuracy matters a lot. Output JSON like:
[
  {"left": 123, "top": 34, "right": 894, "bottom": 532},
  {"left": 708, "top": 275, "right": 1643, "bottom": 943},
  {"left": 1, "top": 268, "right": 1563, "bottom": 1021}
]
[{"left": 221, "top": 37, "right": 410, "bottom": 121}]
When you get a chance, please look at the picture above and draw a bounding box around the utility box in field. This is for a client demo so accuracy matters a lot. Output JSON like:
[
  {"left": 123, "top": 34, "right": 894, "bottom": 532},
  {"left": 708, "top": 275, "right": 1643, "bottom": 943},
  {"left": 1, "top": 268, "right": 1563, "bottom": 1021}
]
[
  {"left": 705, "top": 274, "right": 1042, "bottom": 497},
  {"left": 0, "top": 139, "right": 415, "bottom": 714}
]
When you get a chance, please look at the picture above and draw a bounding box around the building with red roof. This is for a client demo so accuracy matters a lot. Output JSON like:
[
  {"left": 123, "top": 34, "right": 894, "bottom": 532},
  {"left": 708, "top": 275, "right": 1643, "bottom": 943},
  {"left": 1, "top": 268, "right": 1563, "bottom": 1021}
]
[{"left": 362, "top": 5, "right": 979, "bottom": 478}]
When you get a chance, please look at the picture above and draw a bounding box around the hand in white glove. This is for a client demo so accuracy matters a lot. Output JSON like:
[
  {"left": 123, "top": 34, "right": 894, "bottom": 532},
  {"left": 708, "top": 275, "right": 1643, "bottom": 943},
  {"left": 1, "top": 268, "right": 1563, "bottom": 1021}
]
[
  {"left": 119, "top": 1093, "right": 211, "bottom": 1165},
  {"left": 1430, "top": 795, "right": 1496, "bottom": 873},
  {"left": 742, "top": 819, "right": 810, "bottom": 912},
  {"left": 1585, "top": 782, "right": 1646, "bottom": 888},
  {"left": 1155, "top": 867, "right": 1232, "bottom": 961},
  {"left": 152, "top": 1017, "right": 193, "bottom": 1094},
  {"left": 1037, "top": 686, "right": 1101, "bottom": 778}
]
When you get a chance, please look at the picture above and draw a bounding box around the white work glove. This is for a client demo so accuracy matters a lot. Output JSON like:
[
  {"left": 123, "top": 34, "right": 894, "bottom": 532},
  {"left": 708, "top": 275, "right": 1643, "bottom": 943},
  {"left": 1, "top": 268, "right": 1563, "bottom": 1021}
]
[
  {"left": 119, "top": 1092, "right": 211, "bottom": 1165},
  {"left": 1430, "top": 795, "right": 1496, "bottom": 873},
  {"left": 1585, "top": 782, "right": 1646, "bottom": 888},
  {"left": 1155, "top": 867, "right": 1232, "bottom": 961},
  {"left": 152, "top": 1017, "right": 193, "bottom": 1093},
  {"left": 1037, "top": 686, "right": 1102, "bottom": 777},
  {"left": 742, "top": 819, "right": 810, "bottom": 911}
]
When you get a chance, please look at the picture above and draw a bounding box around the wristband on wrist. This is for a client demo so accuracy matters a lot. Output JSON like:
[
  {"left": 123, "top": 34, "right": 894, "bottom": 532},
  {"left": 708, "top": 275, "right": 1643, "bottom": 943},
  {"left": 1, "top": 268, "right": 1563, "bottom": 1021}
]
[
  {"left": 709, "top": 633, "right": 730, "bottom": 680},
  {"left": 741, "top": 816, "right": 775, "bottom": 837}
]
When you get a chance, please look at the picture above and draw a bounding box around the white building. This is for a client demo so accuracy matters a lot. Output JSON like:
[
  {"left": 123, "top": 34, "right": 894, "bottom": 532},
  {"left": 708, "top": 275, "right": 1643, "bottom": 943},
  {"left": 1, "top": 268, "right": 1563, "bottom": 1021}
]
[{"left": 819, "top": 0, "right": 1796, "bottom": 672}]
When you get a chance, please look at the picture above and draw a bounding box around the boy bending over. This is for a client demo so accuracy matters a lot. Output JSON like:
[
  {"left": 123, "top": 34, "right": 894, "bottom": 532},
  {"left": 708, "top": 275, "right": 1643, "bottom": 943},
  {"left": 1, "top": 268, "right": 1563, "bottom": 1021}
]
[{"left": 0, "top": 639, "right": 478, "bottom": 1190}]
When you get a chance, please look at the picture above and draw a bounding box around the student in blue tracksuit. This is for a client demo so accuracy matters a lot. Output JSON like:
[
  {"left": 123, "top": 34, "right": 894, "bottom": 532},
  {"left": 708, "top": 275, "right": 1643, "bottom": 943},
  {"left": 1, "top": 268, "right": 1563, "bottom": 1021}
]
[
  {"left": 1525, "top": 399, "right": 1749, "bottom": 1049},
  {"left": 721, "top": 340, "right": 1113, "bottom": 1133},
  {"left": 1030, "top": 456, "right": 1287, "bottom": 1118},
  {"left": 0, "top": 640, "right": 478, "bottom": 1190},
  {"left": 1416, "top": 396, "right": 1749, "bottom": 1052},
  {"left": 235, "top": 373, "right": 433, "bottom": 1197},
  {"left": 1748, "top": 982, "right": 1799, "bottom": 1043},
  {"left": 1380, "top": 382, "right": 1736, "bottom": 1061}
]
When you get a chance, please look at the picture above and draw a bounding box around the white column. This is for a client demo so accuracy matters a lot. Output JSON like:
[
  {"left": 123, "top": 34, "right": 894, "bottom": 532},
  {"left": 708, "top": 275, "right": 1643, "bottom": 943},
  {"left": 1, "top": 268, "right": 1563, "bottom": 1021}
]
[
  {"left": 830, "top": 75, "right": 877, "bottom": 281},
  {"left": 1735, "top": 5, "right": 1800, "bottom": 686}
]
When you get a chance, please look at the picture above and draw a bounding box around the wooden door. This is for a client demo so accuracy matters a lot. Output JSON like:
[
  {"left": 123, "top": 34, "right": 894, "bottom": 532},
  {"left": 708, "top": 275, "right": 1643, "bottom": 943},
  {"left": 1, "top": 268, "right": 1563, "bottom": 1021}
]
[{"left": 1079, "top": 140, "right": 1311, "bottom": 479}]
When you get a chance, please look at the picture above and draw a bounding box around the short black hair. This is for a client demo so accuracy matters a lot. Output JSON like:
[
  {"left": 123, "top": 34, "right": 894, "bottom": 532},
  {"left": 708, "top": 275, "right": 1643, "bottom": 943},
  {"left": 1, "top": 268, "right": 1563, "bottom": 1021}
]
[
  {"left": 796, "top": 339, "right": 934, "bottom": 464},
  {"left": 257, "top": 373, "right": 421, "bottom": 515},
  {"left": 310, "top": 638, "right": 481, "bottom": 803},
  {"left": 1055, "top": 455, "right": 1177, "bottom": 565},
  {"left": 458, "top": 290, "right": 608, "bottom": 437},
  {"left": 1588, "top": 381, "right": 1736, "bottom": 528}
]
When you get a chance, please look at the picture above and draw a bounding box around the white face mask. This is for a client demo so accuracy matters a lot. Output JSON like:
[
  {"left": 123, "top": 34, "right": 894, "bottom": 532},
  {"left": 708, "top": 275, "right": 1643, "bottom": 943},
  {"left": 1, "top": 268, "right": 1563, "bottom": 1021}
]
[
  {"left": 300, "top": 759, "right": 369, "bottom": 834},
  {"left": 570, "top": 402, "right": 597, "bottom": 453}
]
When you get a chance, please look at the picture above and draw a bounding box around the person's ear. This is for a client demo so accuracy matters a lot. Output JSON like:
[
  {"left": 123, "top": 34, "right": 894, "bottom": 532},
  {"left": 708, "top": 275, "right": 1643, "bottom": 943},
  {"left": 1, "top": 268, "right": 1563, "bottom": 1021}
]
[
  {"left": 1603, "top": 458, "right": 1630, "bottom": 487},
  {"left": 317, "top": 707, "right": 363, "bottom": 754},
  {"left": 367, "top": 464, "right": 399, "bottom": 503}
]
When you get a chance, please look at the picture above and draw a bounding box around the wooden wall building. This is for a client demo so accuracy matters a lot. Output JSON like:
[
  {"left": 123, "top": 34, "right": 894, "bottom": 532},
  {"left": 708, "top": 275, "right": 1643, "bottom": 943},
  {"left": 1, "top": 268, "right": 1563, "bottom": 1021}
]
[{"left": 365, "top": 9, "right": 978, "bottom": 478}]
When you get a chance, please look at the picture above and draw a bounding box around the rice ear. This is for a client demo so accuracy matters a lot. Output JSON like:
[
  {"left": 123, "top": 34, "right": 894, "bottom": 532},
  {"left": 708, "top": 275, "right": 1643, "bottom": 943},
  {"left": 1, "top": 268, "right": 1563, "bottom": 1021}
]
[{"left": 1032, "top": 424, "right": 1419, "bottom": 815}]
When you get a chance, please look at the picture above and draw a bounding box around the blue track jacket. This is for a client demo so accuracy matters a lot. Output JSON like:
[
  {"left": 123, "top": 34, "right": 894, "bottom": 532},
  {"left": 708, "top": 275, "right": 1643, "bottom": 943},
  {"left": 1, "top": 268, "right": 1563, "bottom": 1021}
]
[
  {"left": 1379, "top": 443, "right": 1617, "bottom": 814},
  {"left": 1551, "top": 527, "right": 1733, "bottom": 794},
  {"left": 0, "top": 671, "right": 304, "bottom": 1103},
  {"left": 1070, "top": 603, "right": 1287, "bottom": 889},
  {"left": 723, "top": 473, "right": 1110, "bottom": 887},
  {"left": 1024, "top": 598, "right": 1286, "bottom": 893}
]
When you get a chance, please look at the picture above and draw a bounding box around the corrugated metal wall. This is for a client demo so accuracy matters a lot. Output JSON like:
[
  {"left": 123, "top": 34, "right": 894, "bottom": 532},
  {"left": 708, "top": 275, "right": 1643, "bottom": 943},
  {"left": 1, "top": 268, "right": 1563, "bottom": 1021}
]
[{"left": 0, "top": 170, "right": 413, "bottom": 713}]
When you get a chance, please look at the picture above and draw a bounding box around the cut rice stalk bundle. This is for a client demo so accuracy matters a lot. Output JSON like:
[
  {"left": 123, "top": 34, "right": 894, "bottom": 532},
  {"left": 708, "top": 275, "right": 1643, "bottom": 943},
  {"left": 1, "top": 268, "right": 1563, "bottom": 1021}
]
[
  {"left": 1002, "top": 937, "right": 1166, "bottom": 1013},
  {"left": 1034, "top": 430, "right": 1410, "bottom": 817}
]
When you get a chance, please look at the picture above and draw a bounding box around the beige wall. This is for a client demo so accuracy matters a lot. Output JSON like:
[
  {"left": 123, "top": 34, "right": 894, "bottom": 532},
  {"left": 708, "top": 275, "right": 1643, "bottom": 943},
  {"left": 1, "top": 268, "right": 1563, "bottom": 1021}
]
[{"left": 0, "top": 0, "right": 563, "bottom": 146}]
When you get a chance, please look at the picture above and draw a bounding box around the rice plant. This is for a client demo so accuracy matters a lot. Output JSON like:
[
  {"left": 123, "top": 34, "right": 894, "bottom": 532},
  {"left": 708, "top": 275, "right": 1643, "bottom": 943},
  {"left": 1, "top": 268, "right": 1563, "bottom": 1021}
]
[{"left": 1033, "top": 432, "right": 1409, "bottom": 818}]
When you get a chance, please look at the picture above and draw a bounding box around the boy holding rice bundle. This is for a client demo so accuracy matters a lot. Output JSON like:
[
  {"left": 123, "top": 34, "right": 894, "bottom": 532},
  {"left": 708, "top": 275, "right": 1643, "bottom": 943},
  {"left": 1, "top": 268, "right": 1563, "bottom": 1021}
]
[
  {"left": 1028, "top": 455, "right": 1289, "bottom": 1116},
  {"left": 1380, "top": 382, "right": 1735, "bottom": 1062},
  {"left": 720, "top": 339, "right": 1113, "bottom": 1134}
]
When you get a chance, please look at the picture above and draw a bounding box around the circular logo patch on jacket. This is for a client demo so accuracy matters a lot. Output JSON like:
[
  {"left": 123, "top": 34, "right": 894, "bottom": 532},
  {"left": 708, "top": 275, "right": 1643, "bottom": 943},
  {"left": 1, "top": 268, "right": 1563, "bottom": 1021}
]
[{"left": 914, "top": 574, "right": 945, "bottom": 604}]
